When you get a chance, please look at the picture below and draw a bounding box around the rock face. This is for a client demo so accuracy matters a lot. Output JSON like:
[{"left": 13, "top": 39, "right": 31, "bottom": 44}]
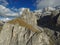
[
  {"left": 0, "top": 23, "right": 13, "bottom": 45},
  {"left": 0, "top": 8, "right": 60, "bottom": 45}
]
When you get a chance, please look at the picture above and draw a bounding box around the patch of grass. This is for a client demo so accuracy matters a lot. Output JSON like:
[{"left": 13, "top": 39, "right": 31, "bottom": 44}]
[{"left": 7, "top": 18, "right": 40, "bottom": 33}]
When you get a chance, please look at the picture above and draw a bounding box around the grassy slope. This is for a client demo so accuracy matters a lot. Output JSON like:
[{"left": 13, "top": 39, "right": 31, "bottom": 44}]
[{"left": 8, "top": 18, "right": 40, "bottom": 33}]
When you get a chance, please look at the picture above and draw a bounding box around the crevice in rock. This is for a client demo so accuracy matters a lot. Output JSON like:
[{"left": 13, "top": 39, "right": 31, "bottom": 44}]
[
  {"left": 26, "top": 32, "right": 36, "bottom": 45},
  {"left": 54, "top": 31, "right": 58, "bottom": 39},
  {"left": 10, "top": 26, "right": 14, "bottom": 43},
  {"left": 11, "top": 26, "right": 14, "bottom": 37}
]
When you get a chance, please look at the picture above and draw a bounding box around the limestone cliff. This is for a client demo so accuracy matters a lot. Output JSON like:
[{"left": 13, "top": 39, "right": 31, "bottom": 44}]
[{"left": 0, "top": 8, "right": 60, "bottom": 45}]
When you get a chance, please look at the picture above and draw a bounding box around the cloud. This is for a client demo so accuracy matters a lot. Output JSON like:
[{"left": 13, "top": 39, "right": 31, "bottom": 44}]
[
  {"left": 35, "top": 0, "right": 60, "bottom": 9},
  {"left": 0, "top": 18, "right": 11, "bottom": 22},
  {"left": 0, "top": 0, "right": 8, "bottom": 6},
  {"left": 0, "top": 5, "right": 20, "bottom": 21},
  {"left": 0, "top": 5, "right": 28, "bottom": 21},
  {"left": 0, "top": 5, "right": 19, "bottom": 16}
]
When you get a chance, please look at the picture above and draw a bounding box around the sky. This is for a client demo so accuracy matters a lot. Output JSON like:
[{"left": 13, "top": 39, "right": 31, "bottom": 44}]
[
  {"left": 7, "top": 0, "right": 36, "bottom": 10},
  {"left": 0, "top": 0, "right": 60, "bottom": 21},
  {"left": 36, "top": 0, "right": 60, "bottom": 9},
  {"left": 0, "top": 0, "right": 36, "bottom": 21}
]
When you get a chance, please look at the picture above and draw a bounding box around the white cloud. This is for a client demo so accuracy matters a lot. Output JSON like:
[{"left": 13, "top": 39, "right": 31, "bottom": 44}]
[
  {"left": 0, "top": 5, "right": 19, "bottom": 16},
  {"left": 0, "top": 0, "right": 8, "bottom": 6},
  {"left": 0, "top": 18, "right": 11, "bottom": 22},
  {"left": 0, "top": 5, "right": 27, "bottom": 21},
  {"left": 0, "top": 5, "right": 18, "bottom": 21},
  {"left": 0, "top": 5, "right": 24, "bottom": 21},
  {"left": 35, "top": 0, "right": 60, "bottom": 9}
]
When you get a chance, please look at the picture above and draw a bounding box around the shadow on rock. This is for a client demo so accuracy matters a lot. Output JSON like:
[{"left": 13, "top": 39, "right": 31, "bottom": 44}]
[{"left": 37, "top": 13, "right": 60, "bottom": 32}]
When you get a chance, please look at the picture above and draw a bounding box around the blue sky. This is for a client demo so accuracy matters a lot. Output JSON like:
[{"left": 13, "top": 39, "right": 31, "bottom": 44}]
[
  {"left": 0, "top": 0, "right": 60, "bottom": 11},
  {"left": 6, "top": 0, "right": 36, "bottom": 10}
]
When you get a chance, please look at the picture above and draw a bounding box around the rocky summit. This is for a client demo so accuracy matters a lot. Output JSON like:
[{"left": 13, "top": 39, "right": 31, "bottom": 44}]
[{"left": 0, "top": 7, "right": 60, "bottom": 45}]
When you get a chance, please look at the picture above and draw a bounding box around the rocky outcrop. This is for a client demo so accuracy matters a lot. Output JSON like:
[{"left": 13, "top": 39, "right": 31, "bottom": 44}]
[
  {"left": 0, "top": 23, "right": 13, "bottom": 45},
  {"left": 0, "top": 23, "right": 53, "bottom": 45},
  {"left": 0, "top": 8, "right": 60, "bottom": 45}
]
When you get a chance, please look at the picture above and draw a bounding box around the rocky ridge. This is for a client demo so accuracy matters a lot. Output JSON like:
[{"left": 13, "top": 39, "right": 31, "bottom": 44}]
[{"left": 0, "top": 7, "right": 60, "bottom": 45}]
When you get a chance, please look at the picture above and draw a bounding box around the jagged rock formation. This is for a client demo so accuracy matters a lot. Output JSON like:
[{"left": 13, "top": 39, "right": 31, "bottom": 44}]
[{"left": 0, "top": 8, "right": 60, "bottom": 45}]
